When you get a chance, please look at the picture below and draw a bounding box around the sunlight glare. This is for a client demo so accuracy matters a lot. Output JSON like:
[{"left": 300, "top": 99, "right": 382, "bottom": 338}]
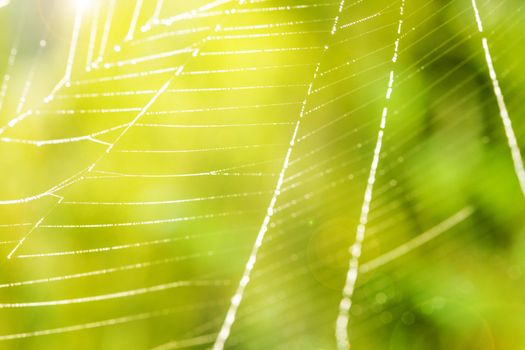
[{"left": 74, "top": 0, "right": 89, "bottom": 11}]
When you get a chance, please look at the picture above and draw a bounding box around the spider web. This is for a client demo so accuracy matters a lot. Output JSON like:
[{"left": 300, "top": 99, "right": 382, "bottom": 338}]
[{"left": 0, "top": 0, "right": 524, "bottom": 349}]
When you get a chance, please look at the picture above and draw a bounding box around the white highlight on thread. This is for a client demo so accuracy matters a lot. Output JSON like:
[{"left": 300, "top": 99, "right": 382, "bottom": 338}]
[
  {"left": 143, "top": 0, "right": 231, "bottom": 31},
  {"left": 14, "top": 227, "right": 245, "bottom": 261},
  {"left": 15, "top": 38, "right": 47, "bottom": 114},
  {"left": 85, "top": 1, "right": 100, "bottom": 71},
  {"left": 360, "top": 207, "right": 474, "bottom": 273},
  {"left": 0, "top": 306, "right": 215, "bottom": 341},
  {"left": 125, "top": 0, "right": 144, "bottom": 41},
  {"left": 1, "top": 119, "right": 128, "bottom": 144},
  {"left": 102, "top": 47, "right": 193, "bottom": 69},
  {"left": 212, "top": 2, "right": 346, "bottom": 349},
  {"left": 471, "top": 0, "right": 525, "bottom": 197},
  {"left": 93, "top": 0, "right": 116, "bottom": 68},
  {"left": 149, "top": 0, "right": 165, "bottom": 25},
  {"left": 43, "top": 1, "right": 85, "bottom": 103},
  {"left": 0, "top": 169, "right": 81, "bottom": 205},
  {"left": 3, "top": 253, "right": 206, "bottom": 287},
  {"left": 7, "top": 197, "right": 63, "bottom": 259},
  {"left": 0, "top": 35, "right": 19, "bottom": 115},
  {"left": 55, "top": 84, "right": 305, "bottom": 99},
  {"left": 64, "top": 1, "right": 85, "bottom": 83},
  {"left": 16, "top": 236, "right": 205, "bottom": 259},
  {"left": 86, "top": 79, "right": 171, "bottom": 173},
  {"left": 74, "top": 67, "right": 179, "bottom": 85},
  {"left": 0, "top": 280, "right": 226, "bottom": 308},
  {"left": 336, "top": 1, "right": 405, "bottom": 349},
  {"left": 339, "top": 12, "right": 382, "bottom": 29}
]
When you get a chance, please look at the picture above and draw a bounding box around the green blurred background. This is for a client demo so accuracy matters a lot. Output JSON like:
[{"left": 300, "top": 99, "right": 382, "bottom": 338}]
[{"left": 0, "top": 0, "right": 524, "bottom": 349}]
